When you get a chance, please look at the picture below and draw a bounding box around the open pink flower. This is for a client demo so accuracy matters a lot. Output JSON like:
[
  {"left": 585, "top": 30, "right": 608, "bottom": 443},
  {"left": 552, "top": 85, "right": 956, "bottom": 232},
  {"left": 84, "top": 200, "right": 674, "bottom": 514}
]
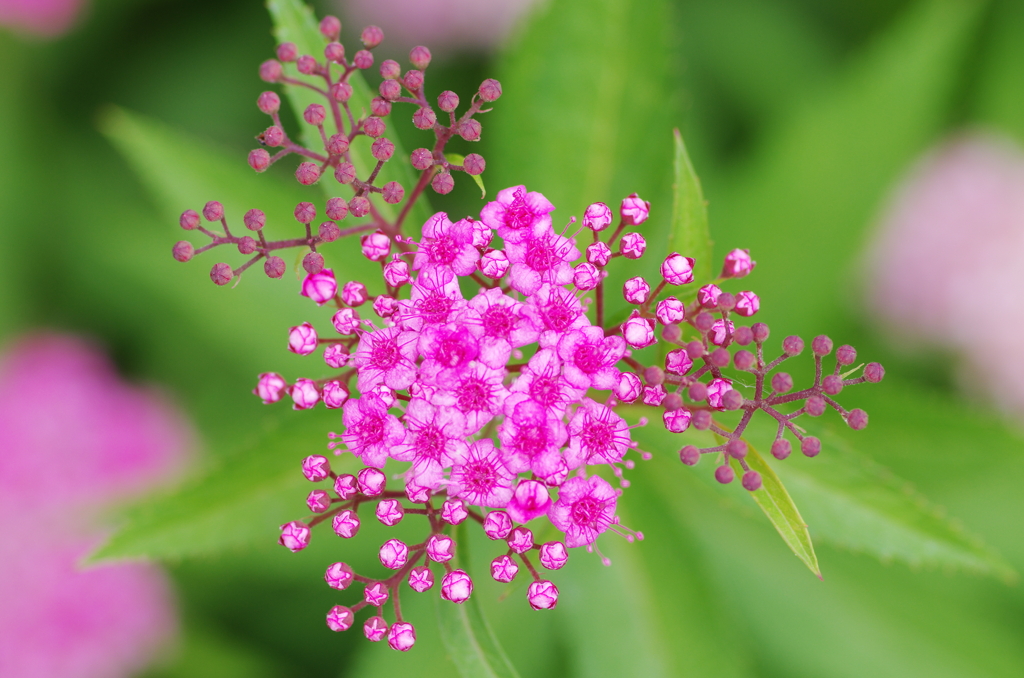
[
  {"left": 354, "top": 326, "right": 419, "bottom": 392},
  {"left": 340, "top": 395, "right": 405, "bottom": 467},
  {"left": 464, "top": 287, "right": 540, "bottom": 369},
  {"left": 448, "top": 439, "right": 514, "bottom": 508},
  {"left": 480, "top": 185, "right": 554, "bottom": 244},
  {"left": 413, "top": 212, "right": 480, "bottom": 275},
  {"left": 556, "top": 326, "right": 625, "bottom": 390},
  {"left": 564, "top": 398, "right": 632, "bottom": 468},
  {"left": 391, "top": 399, "right": 468, "bottom": 488},
  {"left": 548, "top": 475, "right": 618, "bottom": 548},
  {"left": 498, "top": 399, "right": 567, "bottom": 477}
]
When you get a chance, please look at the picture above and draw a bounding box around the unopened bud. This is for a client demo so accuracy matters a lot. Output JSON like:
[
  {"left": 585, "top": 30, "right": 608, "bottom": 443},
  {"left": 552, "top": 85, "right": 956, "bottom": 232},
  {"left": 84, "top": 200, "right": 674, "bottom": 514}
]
[
  {"left": 404, "top": 69, "right": 425, "bottom": 91},
  {"left": 353, "top": 49, "right": 373, "bottom": 69},
  {"left": 259, "top": 59, "right": 283, "bottom": 82},
  {"left": 237, "top": 236, "right": 257, "bottom": 254},
  {"left": 432, "top": 171, "right": 454, "bottom": 194},
  {"left": 363, "top": 117, "right": 385, "bottom": 138},
  {"left": 361, "top": 25, "right": 384, "bottom": 48},
  {"left": 620, "top": 193, "right": 650, "bottom": 225},
  {"left": 264, "top": 256, "right": 285, "bottom": 278},
  {"left": 296, "top": 55, "right": 317, "bottom": 75},
  {"left": 438, "top": 90, "right": 459, "bottom": 112},
  {"left": 583, "top": 202, "right": 613, "bottom": 231},
  {"left": 349, "top": 196, "right": 371, "bottom": 218},
  {"left": 334, "top": 162, "right": 357, "bottom": 184},
  {"left": 478, "top": 78, "right": 502, "bottom": 101},
  {"left": 458, "top": 119, "right": 482, "bottom": 142},
  {"left": 295, "top": 162, "right": 321, "bottom": 185},
  {"left": 257, "top": 91, "right": 280, "bottom": 114},
  {"left": 324, "top": 41, "right": 344, "bottom": 63},
  {"left": 304, "top": 103, "right": 326, "bottom": 126},
  {"left": 619, "top": 232, "right": 646, "bottom": 259},
  {"left": 210, "top": 263, "right": 232, "bottom": 286},
  {"left": 172, "top": 241, "right": 194, "bottom": 262},
  {"left": 276, "top": 42, "right": 298, "bottom": 62},
  {"left": 412, "top": 106, "right": 436, "bottom": 130},
  {"left": 303, "top": 252, "right": 325, "bottom": 275},
  {"left": 330, "top": 82, "right": 353, "bottom": 102}
]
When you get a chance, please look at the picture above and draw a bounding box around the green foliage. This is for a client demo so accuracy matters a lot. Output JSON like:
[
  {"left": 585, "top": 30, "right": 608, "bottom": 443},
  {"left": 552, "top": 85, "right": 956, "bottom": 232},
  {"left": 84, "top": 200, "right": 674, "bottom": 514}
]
[{"left": 669, "top": 129, "right": 714, "bottom": 284}]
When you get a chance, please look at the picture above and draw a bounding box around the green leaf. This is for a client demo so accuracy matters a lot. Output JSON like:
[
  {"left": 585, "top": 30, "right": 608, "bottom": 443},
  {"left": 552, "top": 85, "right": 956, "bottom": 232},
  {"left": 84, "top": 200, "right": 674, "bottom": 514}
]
[
  {"left": 668, "top": 128, "right": 713, "bottom": 283},
  {"left": 781, "top": 424, "right": 1017, "bottom": 583},
  {"left": 265, "top": 0, "right": 431, "bottom": 231},
  {"left": 729, "top": 441, "right": 821, "bottom": 577},
  {"left": 87, "top": 409, "right": 347, "bottom": 563},
  {"left": 445, "top": 153, "right": 486, "bottom": 198},
  {"left": 436, "top": 524, "right": 522, "bottom": 678}
]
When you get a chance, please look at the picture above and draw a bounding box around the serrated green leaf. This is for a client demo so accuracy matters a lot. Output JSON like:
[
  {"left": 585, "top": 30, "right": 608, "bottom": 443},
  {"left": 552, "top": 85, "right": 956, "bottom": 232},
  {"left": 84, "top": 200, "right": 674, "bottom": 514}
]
[
  {"left": 668, "top": 128, "right": 713, "bottom": 283},
  {"left": 436, "top": 523, "right": 521, "bottom": 678},
  {"left": 87, "top": 409, "right": 347, "bottom": 563},
  {"left": 729, "top": 441, "right": 821, "bottom": 577},
  {"left": 445, "top": 153, "right": 486, "bottom": 198},
  {"left": 266, "top": 0, "right": 431, "bottom": 231}
]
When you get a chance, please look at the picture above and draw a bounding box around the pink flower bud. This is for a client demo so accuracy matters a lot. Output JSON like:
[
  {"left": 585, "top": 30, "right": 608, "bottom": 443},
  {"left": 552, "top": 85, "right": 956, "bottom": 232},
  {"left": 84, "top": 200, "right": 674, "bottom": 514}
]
[
  {"left": 383, "top": 259, "right": 411, "bottom": 287},
  {"left": 539, "top": 541, "right": 568, "bottom": 570},
  {"left": 335, "top": 162, "right": 357, "bottom": 184},
  {"left": 341, "top": 281, "right": 369, "bottom": 306},
  {"left": 663, "top": 408, "right": 692, "bottom": 433},
  {"left": 263, "top": 125, "right": 285, "bottom": 146},
  {"left": 304, "top": 103, "right": 326, "bottom": 126},
  {"left": 364, "top": 581, "right": 390, "bottom": 607},
  {"left": 380, "top": 539, "right": 408, "bottom": 570},
  {"left": 410, "top": 148, "right": 434, "bottom": 171},
  {"left": 334, "top": 474, "right": 358, "bottom": 499},
  {"left": 468, "top": 218, "right": 492, "bottom": 247},
  {"left": 179, "top": 209, "right": 200, "bottom": 230},
  {"left": 846, "top": 408, "right": 868, "bottom": 430},
  {"left": 623, "top": 276, "right": 651, "bottom": 304},
  {"left": 240, "top": 209, "right": 264, "bottom": 232},
  {"left": 326, "top": 605, "right": 354, "bottom": 632},
  {"left": 742, "top": 471, "right": 763, "bottom": 491},
  {"left": 361, "top": 25, "right": 384, "bottom": 48},
  {"left": 586, "top": 241, "right": 612, "bottom": 266},
  {"left": 573, "top": 263, "right": 600, "bottom": 290},
  {"left": 332, "top": 510, "right": 360, "bottom": 538},
  {"left": 697, "top": 284, "right": 721, "bottom": 308},
  {"left": 442, "top": 498, "right": 468, "bottom": 525},
  {"left": 236, "top": 236, "right": 257, "bottom": 255},
  {"left": 302, "top": 455, "right": 330, "bottom": 482},
  {"left": 324, "top": 346, "right": 348, "bottom": 372},
  {"left": 490, "top": 555, "right": 519, "bottom": 583},
  {"left": 772, "top": 439, "right": 792, "bottom": 460},
  {"left": 303, "top": 252, "right": 325, "bottom": 275},
  {"left": 379, "top": 79, "right": 402, "bottom": 101},
  {"left": 643, "top": 384, "right": 666, "bottom": 406},
  {"left": 432, "top": 171, "right": 455, "bottom": 194},
  {"left": 709, "top": 319, "right": 734, "bottom": 346},
  {"left": 661, "top": 253, "right": 695, "bottom": 285},
  {"left": 404, "top": 483, "right": 429, "bottom": 504},
  {"left": 405, "top": 70, "right": 426, "bottom": 92},
  {"left": 259, "top": 59, "right": 283, "bottom": 82},
  {"left": 734, "top": 291, "right": 760, "bottom": 317},
  {"left": 614, "top": 371, "right": 643, "bottom": 403},
  {"left": 527, "top": 580, "right": 559, "bottom": 610},
  {"left": 358, "top": 467, "right": 387, "bottom": 495},
  {"left": 408, "top": 566, "right": 434, "bottom": 592},
  {"left": 722, "top": 248, "right": 755, "bottom": 278},
  {"left": 279, "top": 521, "right": 310, "bottom": 552},
  {"left": 382, "top": 181, "right": 404, "bottom": 204},
  {"left": 706, "top": 377, "right": 732, "bottom": 409},
  {"left": 254, "top": 372, "right": 288, "bottom": 404},
  {"left": 409, "top": 45, "right": 432, "bottom": 69},
  {"left": 326, "top": 562, "right": 354, "bottom": 592},
  {"left": 440, "top": 570, "right": 473, "bottom": 604},
  {"left": 375, "top": 499, "right": 405, "bottom": 526},
  {"left": 350, "top": 196, "right": 371, "bottom": 217},
  {"left": 296, "top": 55, "right": 317, "bottom": 75},
  {"left": 301, "top": 269, "right": 337, "bottom": 305},
  {"left": 622, "top": 310, "right": 656, "bottom": 348},
  {"left": 172, "top": 241, "right": 194, "bottom": 262},
  {"left": 370, "top": 384, "right": 396, "bottom": 408},
  {"left": 836, "top": 345, "right": 857, "bottom": 366},
  {"left": 287, "top": 322, "right": 318, "bottom": 355},
  {"left": 295, "top": 161, "right": 321, "bottom": 185},
  {"left": 364, "top": 616, "right": 387, "bottom": 642},
  {"left": 458, "top": 119, "right": 482, "bottom": 142},
  {"left": 361, "top": 231, "right": 391, "bottom": 261},
  {"left": 463, "top": 153, "right": 486, "bottom": 176},
  {"left": 583, "top": 202, "right": 614, "bottom": 231},
  {"left": 318, "top": 14, "right": 341, "bottom": 39},
  {"left": 370, "top": 97, "right": 392, "bottom": 117},
  {"left": 506, "top": 480, "right": 551, "bottom": 524},
  {"left": 290, "top": 379, "right": 319, "bottom": 410},
  {"left": 373, "top": 295, "right": 397, "bottom": 318},
  {"left": 388, "top": 622, "right": 416, "bottom": 652},
  {"left": 353, "top": 49, "right": 373, "bottom": 69},
  {"left": 479, "top": 249, "right": 510, "bottom": 278},
  {"left": 307, "top": 489, "right": 331, "bottom": 512},
  {"left": 365, "top": 118, "right": 387, "bottom": 139},
  {"left": 332, "top": 308, "right": 359, "bottom": 334},
  {"left": 203, "top": 200, "right": 224, "bottom": 222},
  {"left": 506, "top": 526, "right": 534, "bottom": 554},
  {"left": 248, "top": 148, "right": 270, "bottom": 172},
  {"left": 620, "top": 193, "right": 650, "bottom": 225},
  {"left": 656, "top": 297, "right": 685, "bottom": 325},
  {"left": 665, "top": 349, "right": 693, "bottom": 375},
  {"left": 783, "top": 335, "right": 804, "bottom": 356},
  {"left": 619, "top": 232, "right": 647, "bottom": 259},
  {"left": 438, "top": 90, "right": 459, "bottom": 112},
  {"left": 330, "top": 82, "right": 353, "bottom": 102},
  {"left": 482, "top": 511, "right": 512, "bottom": 539},
  {"left": 276, "top": 42, "right": 298, "bottom": 62},
  {"left": 371, "top": 137, "right": 396, "bottom": 162},
  {"left": 324, "top": 42, "right": 344, "bottom": 63},
  {"left": 412, "top": 106, "right": 436, "bottom": 130},
  {"left": 257, "top": 91, "right": 280, "bottom": 114},
  {"left": 427, "top": 534, "right": 455, "bottom": 562},
  {"left": 478, "top": 78, "right": 502, "bottom": 102}
]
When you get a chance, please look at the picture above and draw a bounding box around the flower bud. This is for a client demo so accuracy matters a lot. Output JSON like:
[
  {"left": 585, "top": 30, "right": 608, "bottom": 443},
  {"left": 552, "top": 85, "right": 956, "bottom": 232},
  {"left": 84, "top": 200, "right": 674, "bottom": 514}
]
[
  {"left": 388, "top": 622, "right": 416, "bottom": 652},
  {"left": 698, "top": 284, "right": 722, "bottom": 308},
  {"left": 836, "top": 344, "right": 857, "bottom": 365},
  {"left": 276, "top": 42, "right": 297, "bottom": 62},
  {"left": 325, "top": 198, "right": 348, "bottom": 222},
  {"left": 478, "top": 78, "right": 502, "bottom": 101},
  {"left": 342, "top": 281, "right": 369, "bottom": 306},
  {"left": 490, "top": 555, "right": 519, "bottom": 583},
  {"left": 662, "top": 253, "right": 695, "bottom": 285},
  {"left": 734, "top": 291, "right": 760, "bottom": 317},
  {"left": 332, "top": 308, "right": 360, "bottom": 334},
  {"left": 379, "top": 79, "right": 401, "bottom": 101},
  {"left": 709, "top": 319, "right": 734, "bottom": 346},
  {"left": 714, "top": 465, "right": 734, "bottom": 484},
  {"left": 363, "top": 117, "right": 385, "bottom": 138},
  {"left": 380, "top": 59, "right": 401, "bottom": 80},
  {"left": 864, "top": 362, "right": 885, "bottom": 383},
  {"left": 334, "top": 475, "right": 358, "bottom": 500},
  {"left": 408, "top": 566, "right": 434, "bottom": 593},
  {"left": 463, "top": 153, "right": 486, "bottom": 176},
  {"left": 361, "top": 25, "right": 384, "bottom": 48},
  {"left": 332, "top": 510, "right": 360, "bottom": 538},
  {"left": 302, "top": 252, "right": 324, "bottom": 275},
  {"left": 479, "top": 249, "right": 510, "bottom": 279},
  {"left": 812, "top": 335, "right": 833, "bottom": 356},
  {"left": 539, "top": 541, "right": 568, "bottom": 570},
  {"left": 734, "top": 350, "right": 755, "bottom": 370},
  {"left": 643, "top": 384, "right": 666, "bottom": 406},
  {"left": 382, "top": 181, "right": 404, "bottom": 204},
  {"left": 771, "top": 438, "right": 792, "bottom": 460},
  {"left": 296, "top": 55, "right": 317, "bottom": 75},
  {"left": 302, "top": 455, "right": 330, "bottom": 482},
  {"left": 295, "top": 161, "right": 321, "bottom": 185},
  {"left": 623, "top": 276, "right": 650, "bottom": 304},
  {"left": 210, "top": 263, "right": 233, "bottom": 286},
  {"left": 620, "top": 193, "right": 650, "bottom": 225},
  {"left": 583, "top": 202, "right": 613, "bottom": 231},
  {"left": 722, "top": 389, "right": 744, "bottom": 411},
  {"left": 655, "top": 297, "right": 685, "bottom": 325},
  {"left": 432, "top": 171, "right": 454, "bottom": 194},
  {"left": 326, "top": 605, "right": 354, "bottom": 631},
  {"left": 179, "top": 209, "right": 200, "bottom": 230},
  {"left": 353, "top": 50, "right": 373, "bottom": 69},
  {"left": 371, "top": 137, "right": 395, "bottom": 162},
  {"left": 290, "top": 379, "right": 319, "bottom": 410},
  {"left": 288, "top": 322, "right": 318, "bottom": 355},
  {"left": 437, "top": 90, "right": 460, "bottom": 113},
  {"left": 259, "top": 59, "right": 283, "bottom": 82},
  {"left": 722, "top": 248, "right": 755, "bottom": 277},
  {"left": 357, "top": 467, "right": 387, "bottom": 496},
  {"left": 621, "top": 310, "right": 655, "bottom": 348},
  {"left": 301, "top": 269, "right": 338, "bottom": 305},
  {"left": 586, "top": 241, "right": 612, "bottom": 266},
  {"left": 383, "top": 259, "right": 411, "bottom": 287},
  {"left": 262, "top": 125, "right": 285, "bottom": 146},
  {"left": 409, "top": 45, "right": 432, "bottom": 69},
  {"left": 361, "top": 231, "right": 391, "bottom": 262},
  {"left": 771, "top": 372, "right": 793, "bottom": 393},
  {"left": 680, "top": 445, "right": 700, "bottom": 466},
  {"left": 319, "top": 221, "right": 341, "bottom": 243},
  {"left": 613, "top": 371, "right": 643, "bottom": 403},
  {"left": 458, "top": 119, "right": 482, "bottom": 142},
  {"left": 404, "top": 70, "right": 426, "bottom": 91},
  {"left": 442, "top": 498, "right": 468, "bottom": 525},
  {"left": 706, "top": 378, "right": 732, "bottom": 409},
  {"left": 323, "top": 381, "right": 348, "bottom": 409},
  {"left": 324, "top": 42, "right": 344, "bottom": 63},
  {"left": 801, "top": 436, "right": 821, "bottom": 457},
  {"left": 822, "top": 375, "right": 843, "bottom": 395},
  {"left": 307, "top": 489, "right": 331, "bottom": 512},
  {"left": 573, "top": 263, "right": 601, "bottom": 290},
  {"left": 806, "top": 395, "right": 826, "bottom": 416},
  {"left": 172, "top": 241, "right": 194, "bottom": 262},
  {"left": 254, "top": 372, "right": 287, "bottom": 404},
  {"left": 364, "top": 616, "right": 387, "bottom": 642},
  {"left": 203, "top": 201, "right": 224, "bottom": 222},
  {"left": 257, "top": 91, "right": 280, "bottom": 114},
  {"left": 278, "top": 521, "right": 310, "bottom": 552},
  {"left": 663, "top": 407, "right": 692, "bottom": 433},
  {"left": 506, "top": 526, "right": 534, "bottom": 554},
  {"left": 248, "top": 148, "right": 270, "bottom": 172},
  {"left": 376, "top": 499, "right": 405, "bottom": 526},
  {"left": 440, "top": 570, "right": 473, "bottom": 603},
  {"left": 303, "top": 103, "right": 326, "bottom": 126},
  {"left": 782, "top": 335, "right": 804, "bottom": 356},
  {"left": 742, "top": 471, "right": 763, "bottom": 491},
  {"left": 665, "top": 349, "right": 692, "bottom": 375},
  {"left": 619, "top": 232, "right": 646, "bottom": 259},
  {"left": 482, "top": 511, "right": 512, "bottom": 539},
  {"left": 330, "top": 82, "right": 353, "bottom": 102},
  {"left": 379, "top": 539, "right": 409, "bottom": 570},
  {"left": 846, "top": 408, "right": 868, "bottom": 430},
  {"left": 410, "top": 148, "right": 434, "bottom": 170},
  {"left": 688, "top": 381, "right": 707, "bottom": 402},
  {"left": 527, "top": 581, "right": 559, "bottom": 610},
  {"left": 427, "top": 534, "right": 455, "bottom": 562}
]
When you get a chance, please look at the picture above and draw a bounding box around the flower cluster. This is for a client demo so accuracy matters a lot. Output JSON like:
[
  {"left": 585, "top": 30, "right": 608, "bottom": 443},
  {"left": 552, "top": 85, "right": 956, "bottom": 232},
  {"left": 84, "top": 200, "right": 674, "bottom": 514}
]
[{"left": 169, "top": 10, "right": 884, "bottom": 654}]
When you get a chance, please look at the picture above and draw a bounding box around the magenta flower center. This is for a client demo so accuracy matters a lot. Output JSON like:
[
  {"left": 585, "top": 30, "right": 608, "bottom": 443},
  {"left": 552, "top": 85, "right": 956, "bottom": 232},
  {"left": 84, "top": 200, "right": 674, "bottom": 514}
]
[
  {"left": 353, "top": 413, "right": 385, "bottom": 445},
  {"left": 371, "top": 339, "right": 400, "bottom": 368},
  {"left": 525, "top": 238, "right": 557, "bottom": 272},
  {"left": 573, "top": 343, "right": 603, "bottom": 373},
  {"left": 528, "top": 376, "right": 562, "bottom": 408},
  {"left": 570, "top": 496, "right": 605, "bottom": 527},
  {"left": 413, "top": 425, "right": 445, "bottom": 461},
  {"left": 580, "top": 420, "right": 614, "bottom": 457},
  {"left": 463, "top": 459, "right": 500, "bottom": 493},
  {"left": 457, "top": 380, "right": 489, "bottom": 411},
  {"left": 426, "top": 235, "right": 458, "bottom": 265},
  {"left": 418, "top": 293, "right": 455, "bottom": 324},
  {"left": 481, "top": 305, "right": 515, "bottom": 337}
]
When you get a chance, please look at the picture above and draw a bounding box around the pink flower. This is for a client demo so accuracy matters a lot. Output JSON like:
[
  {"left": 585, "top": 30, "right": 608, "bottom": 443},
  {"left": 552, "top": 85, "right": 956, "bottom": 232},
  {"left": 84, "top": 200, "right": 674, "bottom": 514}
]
[
  {"left": 549, "top": 475, "right": 618, "bottom": 547},
  {"left": 301, "top": 269, "right": 337, "bottom": 305},
  {"left": 527, "top": 580, "right": 559, "bottom": 610},
  {"left": 564, "top": 399, "right": 632, "bottom": 468},
  {"left": 433, "top": 362, "right": 508, "bottom": 434},
  {"left": 526, "top": 283, "right": 589, "bottom": 348},
  {"left": 354, "top": 326, "right": 419, "bottom": 392},
  {"left": 498, "top": 399, "right": 567, "bottom": 477},
  {"left": 414, "top": 212, "right": 480, "bottom": 275},
  {"left": 396, "top": 266, "right": 465, "bottom": 331},
  {"left": 556, "top": 326, "right": 625, "bottom": 390},
  {"left": 448, "top": 439, "right": 515, "bottom": 508},
  {"left": 417, "top": 322, "right": 481, "bottom": 380},
  {"left": 506, "top": 479, "right": 552, "bottom": 524},
  {"left": 464, "top": 287, "right": 540, "bottom": 368},
  {"left": 340, "top": 396, "right": 405, "bottom": 467},
  {"left": 480, "top": 185, "right": 554, "bottom": 244},
  {"left": 504, "top": 227, "right": 580, "bottom": 295},
  {"left": 507, "top": 349, "right": 584, "bottom": 418},
  {"left": 391, "top": 398, "right": 468, "bottom": 488}
]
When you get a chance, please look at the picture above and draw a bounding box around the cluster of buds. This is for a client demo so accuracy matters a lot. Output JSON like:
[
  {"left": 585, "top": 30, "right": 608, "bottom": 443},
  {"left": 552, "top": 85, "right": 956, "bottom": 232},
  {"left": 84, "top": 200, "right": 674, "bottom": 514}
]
[
  {"left": 172, "top": 15, "right": 498, "bottom": 285},
  {"left": 167, "top": 8, "right": 883, "bottom": 655}
]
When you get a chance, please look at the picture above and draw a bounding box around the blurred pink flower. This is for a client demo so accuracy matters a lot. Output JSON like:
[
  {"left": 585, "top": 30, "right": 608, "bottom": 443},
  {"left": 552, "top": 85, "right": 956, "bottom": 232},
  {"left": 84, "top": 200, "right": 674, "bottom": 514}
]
[
  {"left": 0, "top": 334, "right": 190, "bottom": 678},
  {"left": 0, "top": 0, "right": 85, "bottom": 38},
  {"left": 340, "top": 0, "right": 540, "bottom": 55},
  {"left": 866, "top": 133, "right": 1024, "bottom": 413}
]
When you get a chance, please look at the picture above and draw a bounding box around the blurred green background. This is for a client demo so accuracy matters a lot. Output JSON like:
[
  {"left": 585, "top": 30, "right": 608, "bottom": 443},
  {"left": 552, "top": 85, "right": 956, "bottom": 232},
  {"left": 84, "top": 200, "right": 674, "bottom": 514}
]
[{"left": 2, "top": 0, "right": 1024, "bottom": 676}]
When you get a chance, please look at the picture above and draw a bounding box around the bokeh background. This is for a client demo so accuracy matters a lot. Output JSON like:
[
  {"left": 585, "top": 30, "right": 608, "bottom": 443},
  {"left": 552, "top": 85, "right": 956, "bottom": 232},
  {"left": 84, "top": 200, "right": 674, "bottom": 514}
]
[{"left": 2, "top": 0, "right": 1024, "bottom": 676}]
